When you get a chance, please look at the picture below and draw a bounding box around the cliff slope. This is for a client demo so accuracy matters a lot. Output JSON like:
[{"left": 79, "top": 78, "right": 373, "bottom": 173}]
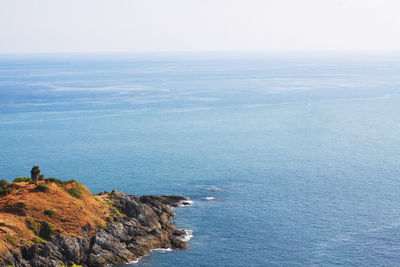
[{"left": 0, "top": 178, "right": 190, "bottom": 266}]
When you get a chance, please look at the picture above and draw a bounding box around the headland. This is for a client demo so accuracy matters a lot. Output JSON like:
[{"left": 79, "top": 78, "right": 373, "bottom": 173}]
[{"left": 0, "top": 168, "right": 191, "bottom": 266}]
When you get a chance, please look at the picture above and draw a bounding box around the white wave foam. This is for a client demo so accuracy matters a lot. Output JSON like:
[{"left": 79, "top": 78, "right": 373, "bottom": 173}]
[
  {"left": 178, "top": 229, "right": 194, "bottom": 242},
  {"left": 128, "top": 258, "right": 140, "bottom": 264},
  {"left": 151, "top": 247, "right": 173, "bottom": 253},
  {"left": 177, "top": 199, "right": 194, "bottom": 207},
  {"left": 204, "top": 196, "right": 215, "bottom": 200},
  {"left": 126, "top": 248, "right": 173, "bottom": 264}
]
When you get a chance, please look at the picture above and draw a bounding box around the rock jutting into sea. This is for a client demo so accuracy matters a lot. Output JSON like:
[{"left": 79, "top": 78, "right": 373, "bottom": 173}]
[{"left": 0, "top": 173, "right": 192, "bottom": 267}]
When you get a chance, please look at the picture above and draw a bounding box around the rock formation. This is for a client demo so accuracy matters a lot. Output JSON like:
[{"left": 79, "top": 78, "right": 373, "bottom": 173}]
[
  {"left": 30, "top": 166, "right": 40, "bottom": 182},
  {"left": 0, "top": 177, "right": 191, "bottom": 267}
]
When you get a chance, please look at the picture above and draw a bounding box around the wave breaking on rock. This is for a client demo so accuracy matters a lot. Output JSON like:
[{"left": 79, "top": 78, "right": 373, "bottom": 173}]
[{"left": 0, "top": 188, "right": 191, "bottom": 267}]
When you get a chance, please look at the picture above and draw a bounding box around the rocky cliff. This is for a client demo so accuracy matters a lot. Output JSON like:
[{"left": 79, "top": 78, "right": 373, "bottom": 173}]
[{"left": 0, "top": 178, "right": 191, "bottom": 267}]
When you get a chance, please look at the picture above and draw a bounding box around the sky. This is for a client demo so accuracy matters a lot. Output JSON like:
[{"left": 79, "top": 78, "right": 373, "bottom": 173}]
[{"left": 1, "top": 0, "right": 400, "bottom": 54}]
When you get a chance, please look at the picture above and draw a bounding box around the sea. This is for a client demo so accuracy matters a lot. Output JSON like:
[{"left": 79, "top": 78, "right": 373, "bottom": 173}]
[{"left": 1, "top": 51, "right": 400, "bottom": 266}]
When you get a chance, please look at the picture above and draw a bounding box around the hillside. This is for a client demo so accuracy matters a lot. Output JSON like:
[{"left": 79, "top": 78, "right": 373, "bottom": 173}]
[
  {"left": 0, "top": 175, "right": 190, "bottom": 266},
  {"left": 0, "top": 178, "right": 109, "bottom": 251}
]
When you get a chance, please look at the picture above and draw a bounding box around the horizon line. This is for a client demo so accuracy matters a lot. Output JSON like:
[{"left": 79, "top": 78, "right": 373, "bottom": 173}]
[{"left": 1, "top": 49, "right": 400, "bottom": 57}]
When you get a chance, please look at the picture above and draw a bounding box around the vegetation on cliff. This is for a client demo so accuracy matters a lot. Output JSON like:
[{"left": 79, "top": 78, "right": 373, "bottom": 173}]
[
  {"left": 0, "top": 168, "right": 190, "bottom": 266},
  {"left": 0, "top": 175, "right": 110, "bottom": 251}
]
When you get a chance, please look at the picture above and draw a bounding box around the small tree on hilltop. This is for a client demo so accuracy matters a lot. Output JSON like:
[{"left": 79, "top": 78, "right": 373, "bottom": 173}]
[{"left": 31, "top": 166, "right": 41, "bottom": 182}]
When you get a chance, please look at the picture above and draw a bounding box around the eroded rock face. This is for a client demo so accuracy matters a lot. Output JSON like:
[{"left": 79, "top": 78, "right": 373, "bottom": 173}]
[{"left": 0, "top": 193, "right": 190, "bottom": 267}]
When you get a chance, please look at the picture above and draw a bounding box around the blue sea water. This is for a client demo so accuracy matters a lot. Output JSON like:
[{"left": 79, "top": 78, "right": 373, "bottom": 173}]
[{"left": 1, "top": 52, "right": 400, "bottom": 266}]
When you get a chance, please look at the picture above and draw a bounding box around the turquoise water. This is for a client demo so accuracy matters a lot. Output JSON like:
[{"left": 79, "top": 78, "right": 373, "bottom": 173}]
[{"left": 1, "top": 52, "right": 400, "bottom": 266}]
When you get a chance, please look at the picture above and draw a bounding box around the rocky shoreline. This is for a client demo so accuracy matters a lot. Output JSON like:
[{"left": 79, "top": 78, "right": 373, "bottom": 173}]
[{"left": 0, "top": 191, "right": 192, "bottom": 267}]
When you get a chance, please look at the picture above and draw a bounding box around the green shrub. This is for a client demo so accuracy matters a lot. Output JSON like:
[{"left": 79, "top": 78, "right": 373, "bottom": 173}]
[
  {"left": 0, "top": 180, "right": 14, "bottom": 196},
  {"left": 39, "top": 221, "right": 55, "bottom": 240},
  {"left": 19, "top": 228, "right": 26, "bottom": 237},
  {"left": 94, "top": 219, "right": 107, "bottom": 230},
  {"left": 33, "top": 236, "right": 46, "bottom": 244},
  {"left": 6, "top": 234, "right": 18, "bottom": 245},
  {"left": 45, "top": 178, "right": 79, "bottom": 189},
  {"left": 42, "top": 178, "right": 84, "bottom": 198},
  {"left": 67, "top": 187, "right": 82, "bottom": 199},
  {"left": 13, "top": 177, "right": 32, "bottom": 183},
  {"left": 45, "top": 178, "right": 64, "bottom": 187},
  {"left": 26, "top": 216, "right": 38, "bottom": 234},
  {"left": 111, "top": 206, "right": 123, "bottom": 217},
  {"left": 0, "top": 186, "right": 13, "bottom": 196},
  {"left": 35, "top": 183, "right": 49, "bottom": 193},
  {"left": 44, "top": 209, "right": 56, "bottom": 217},
  {"left": 98, "top": 222, "right": 107, "bottom": 230}
]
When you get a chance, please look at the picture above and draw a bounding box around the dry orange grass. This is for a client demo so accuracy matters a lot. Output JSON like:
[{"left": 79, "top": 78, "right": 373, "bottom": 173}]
[{"left": 0, "top": 181, "right": 110, "bottom": 251}]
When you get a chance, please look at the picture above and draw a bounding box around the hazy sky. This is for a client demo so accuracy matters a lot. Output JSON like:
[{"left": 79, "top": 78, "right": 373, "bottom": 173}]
[{"left": 1, "top": 0, "right": 400, "bottom": 53}]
